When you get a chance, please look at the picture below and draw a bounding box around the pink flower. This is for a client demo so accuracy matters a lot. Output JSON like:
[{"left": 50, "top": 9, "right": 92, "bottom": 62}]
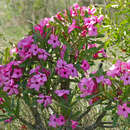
[
  {"left": 48, "top": 34, "right": 61, "bottom": 48},
  {"left": 10, "top": 47, "right": 18, "bottom": 55},
  {"left": 88, "top": 43, "right": 97, "bottom": 49},
  {"left": 71, "top": 120, "right": 78, "bottom": 129},
  {"left": 58, "top": 68, "right": 70, "bottom": 78},
  {"left": 117, "top": 103, "right": 130, "bottom": 118},
  {"left": 30, "top": 44, "right": 39, "bottom": 56},
  {"left": 120, "top": 72, "right": 130, "bottom": 85},
  {"left": 56, "top": 59, "right": 67, "bottom": 68},
  {"left": 56, "top": 115, "right": 66, "bottom": 126},
  {"left": 81, "top": 30, "right": 87, "bottom": 37},
  {"left": 34, "top": 24, "right": 43, "bottom": 36},
  {"left": 4, "top": 117, "right": 13, "bottom": 123},
  {"left": 55, "top": 89, "right": 70, "bottom": 97},
  {"left": 66, "top": 64, "right": 78, "bottom": 77},
  {"left": 68, "top": 19, "right": 76, "bottom": 34},
  {"left": 78, "top": 77, "right": 97, "bottom": 97},
  {"left": 29, "top": 65, "right": 41, "bottom": 75},
  {"left": 0, "top": 97, "right": 4, "bottom": 104},
  {"left": 84, "top": 17, "right": 92, "bottom": 27},
  {"left": 49, "top": 114, "right": 66, "bottom": 128},
  {"left": 88, "top": 25, "right": 97, "bottom": 36},
  {"left": 38, "top": 48, "right": 50, "bottom": 61},
  {"left": 17, "top": 35, "right": 33, "bottom": 49},
  {"left": 96, "top": 76, "right": 111, "bottom": 86},
  {"left": 97, "top": 15, "right": 104, "bottom": 23},
  {"left": 60, "top": 45, "right": 67, "bottom": 59},
  {"left": 56, "top": 59, "right": 78, "bottom": 78},
  {"left": 81, "top": 60, "right": 90, "bottom": 72},
  {"left": 3, "top": 82, "right": 19, "bottom": 96},
  {"left": 37, "top": 94, "right": 52, "bottom": 107},
  {"left": 28, "top": 73, "right": 47, "bottom": 91},
  {"left": 87, "top": 7, "right": 96, "bottom": 15},
  {"left": 11, "top": 68, "right": 23, "bottom": 79},
  {"left": 49, "top": 114, "right": 57, "bottom": 128}
]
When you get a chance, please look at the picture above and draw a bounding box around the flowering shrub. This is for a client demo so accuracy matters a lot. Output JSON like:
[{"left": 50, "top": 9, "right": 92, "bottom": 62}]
[{"left": 0, "top": 3, "right": 129, "bottom": 130}]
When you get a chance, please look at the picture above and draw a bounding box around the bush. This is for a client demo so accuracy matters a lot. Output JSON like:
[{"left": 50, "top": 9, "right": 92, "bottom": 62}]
[{"left": 0, "top": 3, "right": 129, "bottom": 130}]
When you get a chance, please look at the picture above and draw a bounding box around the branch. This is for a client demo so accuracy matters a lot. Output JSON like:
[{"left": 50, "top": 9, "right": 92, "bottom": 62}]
[
  {"left": 18, "top": 117, "right": 35, "bottom": 129},
  {"left": 85, "top": 101, "right": 112, "bottom": 130},
  {"left": 76, "top": 106, "right": 91, "bottom": 121}
]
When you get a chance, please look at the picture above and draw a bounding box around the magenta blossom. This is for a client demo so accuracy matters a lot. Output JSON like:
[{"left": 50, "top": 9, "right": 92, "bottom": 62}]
[
  {"left": 71, "top": 120, "right": 78, "bottom": 129},
  {"left": 78, "top": 77, "right": 97, "bottom": 97},
  {"left": 81, "top": 60, "right": 90, "bottom": 72},
  {"left": 49, "top": 114, "right": 65, "bottom": 128},
  {"left": 11, "top": 68, "right": 23, "bottom": 79},
  {"left": 88, "top": 25, "right": 97, "bottom": 36},
  {"left": 60, "top": 44, "right": 67, "bottom": 59},
  {"left": 4, "top": 117, "right": 13, "bottom": 123},
  {"left": 56, "top": 115, "right": 66, "bottom": 126},
  {"left": 3, "top": 80, "right": 19, "bottom": 96},
  {"left": 28, "top": 72, "right": 47, "bottom": 91},
  {"left": 68, "top": 19, "right": 77, "bottom": 34},
  {"left": 96, "top": 76, "right": 111, "bottom": 86},
  {"left": 37, "top": 94, "right": 52, "bottom": 107},
  {"left": 117, "top": 103, "right": 130, "bottom": 118},
  {"left": 55, "top": 89, "right": 70, "bottom": 97},
  {"left": 29, "top": 65, "right": 41, "bottom": 75},
  {"left": 48, "top": 34, "right": 61, "bottom": 48},
  {"left": 38, "top": 48, "right": 50, "bottom": 61},
  {"left": 120, "top": 72, "right": 130, "bottom": 85},
  {"left": 49, "top": 114, "right": 57, "bottom": 128},
  {"left": 0, "top": 97, "right": 4, "bottom": 104},
  {"left": 87, "top": 7, "right": 96, "bottom": 15},
  {"left": 30, "top": 44, "right": 39, "bottom": 56}
]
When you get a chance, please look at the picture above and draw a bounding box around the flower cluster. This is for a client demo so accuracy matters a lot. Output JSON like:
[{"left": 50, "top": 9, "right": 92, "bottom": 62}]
[
  {"left": 78, "top": 77, "right": 97, "bottom": 97},
  {"left": 28, "top": 72, "right": 47, "bottom": 91},
  {"left": 37, "top": 94, "right": 52, "bottom": 107},
  {"left": 107, "top": 60, "right": 130, "bottom": 85},
  {"left": 49, "top": 114, "right": 66, "bottom": 128},
  {"left": 18, "top": 36, "right": 50, "bottom": 61},
  {"left": 56, "top": 59, "right": 78, "bottom": 78},
  {"left": 0, "top": 61, "right": 23, "bottom": 95}
]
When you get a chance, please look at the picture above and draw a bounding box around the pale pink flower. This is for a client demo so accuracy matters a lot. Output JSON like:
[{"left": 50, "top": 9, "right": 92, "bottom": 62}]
[{"left": 117, "top": 103, "right": 130, "bottom": 118}]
